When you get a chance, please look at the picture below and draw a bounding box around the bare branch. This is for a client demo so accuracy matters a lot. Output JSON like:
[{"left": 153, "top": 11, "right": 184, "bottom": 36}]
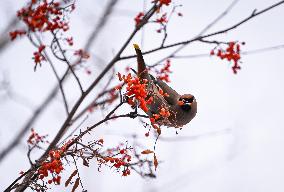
[
  {"left": 0, "top": 0, "right": 121, "bottom": 163},
  {"left": 198, "top": 0, "right": 240, "bottom": 36},
  {"left": 84, "top": 0, "right": 119, "bottom": 51},
  {"left": 171, "top": 44, "right": 284, "bottom": 59},
  {"left": 51, "top": 31, "right": 84, "bottom": 93},
  {"left": 34, "top": 34, "right": 70, "bottom": 115},
  {"left": 119, "top": 0, "right": 284, "bottom": 66},
  {"left": 0, "top": 17, "right": 19, "bottom": 54},
  {"left": 12, "top": 4, "right": 159, "bottom": 191}
]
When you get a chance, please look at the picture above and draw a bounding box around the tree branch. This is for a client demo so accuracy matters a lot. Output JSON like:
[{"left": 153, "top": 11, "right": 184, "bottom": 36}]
[
  {"left": 119, "top": 0, "right": 284, "bottom": 65},
  {"left": 0, "top": 0, "right": 121, "bottom": 164},
  {"left": 12, "top": 4, "right": 159, "bottom": 192}
]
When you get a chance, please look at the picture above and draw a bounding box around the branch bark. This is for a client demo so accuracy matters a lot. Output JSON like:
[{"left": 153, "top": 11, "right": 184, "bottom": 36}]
[
  {"left": 11, "top": 3, "right": 159, "bottom": 192},
  {"left": 0, "top": 0, "right": 121, "bottom": 164},
  {"left": 120, "top": 0, "right": 284, "bottom": 66}
]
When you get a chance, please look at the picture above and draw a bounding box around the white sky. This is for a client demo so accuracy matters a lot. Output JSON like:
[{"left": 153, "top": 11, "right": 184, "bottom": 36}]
[{"left": 1, "top": 0, "right": 284, "bottom": 191}]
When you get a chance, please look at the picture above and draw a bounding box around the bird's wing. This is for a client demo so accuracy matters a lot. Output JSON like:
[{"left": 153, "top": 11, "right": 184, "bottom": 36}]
[
  {"left": 151, "top": 75, "right": 180, "bottom": 105},
  {"left": 133, "top": 43, "right": 178, "bottom": 106}
]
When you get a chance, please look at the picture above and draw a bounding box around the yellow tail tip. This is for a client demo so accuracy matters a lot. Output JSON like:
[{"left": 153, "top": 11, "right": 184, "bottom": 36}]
[{"left": 133, "top": 43, "right": 140, "bottom": 50}]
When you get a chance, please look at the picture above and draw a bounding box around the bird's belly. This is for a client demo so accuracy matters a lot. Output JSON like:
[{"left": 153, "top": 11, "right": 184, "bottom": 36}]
[{"left": 167, "top": 108, "right": 196, "bottom": 128}]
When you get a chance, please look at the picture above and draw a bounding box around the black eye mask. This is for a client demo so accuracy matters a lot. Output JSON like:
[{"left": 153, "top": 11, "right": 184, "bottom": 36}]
[{"left": 180, "top": 96, "right": 195, "bottom": 104}]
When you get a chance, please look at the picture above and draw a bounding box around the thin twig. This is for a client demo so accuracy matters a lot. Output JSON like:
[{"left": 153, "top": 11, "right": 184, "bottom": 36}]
[
  {"left": 35, "top": 34, "right": 70, "bottom": 115},
  {"left": 61, "top": 115, "right": 89, "bottom": 145},
  {"left": 72, "top": 156, "right": 85, "bottom": 190},
  {"left": 5, "top": 106, "right": 148, "bottom": 191},
  {"left": 198, "top": 0, "right": 240, "bottom": 36},
  {"left": 72, "top": 96, "right": 118, "bottom": 123},
  {"left": 0, "top": 0, "right": 120, "bottom": 164},
  {"left": 0, "top": 17, "right": 19, "bottom": 53},
  {"left": 120, "top": 0, "right": 284, "bottom": 65},
  {"left": 84, "top": 0, "right": 119, "bottom": 51},
  {"left": 51, "top": 31, "right": 84, "bottom": 93},
  {"left": 172, "top": 44, "right": 284, "bottom": 59},
  {"left": 105, "top": 102, "right": 124, "bottom": 119},
  {"left": 12, "top": 4, "right": 159, "bottom": 192},
  {"left": 42, "top": 4, "right": 158, "bottom": 156}
]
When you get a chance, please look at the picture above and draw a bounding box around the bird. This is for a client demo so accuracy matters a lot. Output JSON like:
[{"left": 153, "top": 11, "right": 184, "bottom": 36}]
[{"left": 133, "top": 44, "right": 197, "bottom": 128}]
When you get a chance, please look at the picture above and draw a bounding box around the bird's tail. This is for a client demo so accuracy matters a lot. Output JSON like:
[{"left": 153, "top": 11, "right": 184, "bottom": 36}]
[{"left": 133, "top": 44, "right": 147, "bottom": 76}]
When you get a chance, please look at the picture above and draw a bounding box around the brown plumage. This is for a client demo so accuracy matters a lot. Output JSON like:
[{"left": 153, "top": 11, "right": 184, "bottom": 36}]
[{"left": 133, "top": 44, "right": 197, "bottom": 128}]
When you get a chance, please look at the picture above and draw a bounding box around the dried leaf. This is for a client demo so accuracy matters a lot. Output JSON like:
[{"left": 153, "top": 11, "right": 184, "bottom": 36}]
[
  {"left": 83, "top": 158, "right": 89, "bottom": 167},
  {"left": 98, "top": 138, "right": 104, "bottom": 144},
  {"left": 65, "top": 170, "right": 78, "bottom": 187},
  {"left": 156, "top": 128, "right": 161, "bottom": 135},
  {"left": 154, "top": 153, "right": 158, "bottom": 171},
  {"left": 71, "top": 178, "right": 80, "bottom": 192},
  {"left": 141, "top": 149, "right": 154, "bottom": 154}
]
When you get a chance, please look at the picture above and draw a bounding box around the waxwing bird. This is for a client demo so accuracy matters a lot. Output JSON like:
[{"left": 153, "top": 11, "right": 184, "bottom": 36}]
[{"left": 133, "top": 44, "right": 197, "bottom": 128}]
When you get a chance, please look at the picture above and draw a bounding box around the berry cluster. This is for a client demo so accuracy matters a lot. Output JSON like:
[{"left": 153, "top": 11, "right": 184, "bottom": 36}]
[
  {"left": 158, "top": 0, "right": 172, "bottom": 6},
  {"left": 9, "top": 0, "right": 76, "bottom": 69},
  {"left": 73, "top": 49, "right": 90, "bottom": 65},
  {"left": 155, "top": 59, "right": 172, "bottom": 82},
  {"left": 211, "top": 42, "right": 245, "bottom": 74},
  {"left": 16, "top": 0, "right": 72, "bottom": 33},
  {"left": 9, "top": 30, "right": 26, "bottom": 41},
  {"left": 133, "top": 0, "right": 174, "bottom": 27},
  {"left": 27, "top": 128, "right": 47, "bottom": 145},
  {"left": 134, "top": 12, "right": 144, "bottom": 26},
  {"left": 38, "top": 149, "right": 63, "bottom": 185},
  {"left": 150, "top": 107, "right": 170, "bottom": 123},
  {"left": 156, "top": 13, "right": 168, "bottom": 24},
  {"left": 37, "top": 140, "right": 72, "bottom": 185},
  {"left": 65, "top": 37, "right": 73, "bottom": 46},
  {"left": 33, "top": 45, "right": 46, "bottom": 67},
  {"left": 10, "top": 0, "right": 74, "bottom": 40},
  {"left": 74, "top": 49, "right": 90, "bottom": 60},
  {"left": 117, "top": 73, "right": 153, "bottom": 112},
  {"left": 155, "top": 13, "right": 168, "bottom": 33},
  {"left": 100, "top": 144, "right": 132, "bottom": 177}
]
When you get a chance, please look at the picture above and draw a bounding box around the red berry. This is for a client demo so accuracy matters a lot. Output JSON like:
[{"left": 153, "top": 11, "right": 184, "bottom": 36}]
[{"left": 120, "top": 149, "right": 125, "bottom": 154}]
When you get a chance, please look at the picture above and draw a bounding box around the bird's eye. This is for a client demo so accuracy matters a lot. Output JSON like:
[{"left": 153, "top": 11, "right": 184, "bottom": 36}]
[
  {"left": 181, "top": 96, "right": 195, "bottom": 103},
  {"left": 179, "top": 96, "right": 195, "bottom": 104}
]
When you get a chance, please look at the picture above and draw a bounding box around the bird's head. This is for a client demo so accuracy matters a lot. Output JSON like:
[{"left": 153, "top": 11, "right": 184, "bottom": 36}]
[{"left": 177, "top": 94, "right": 196, "bottom": 112}]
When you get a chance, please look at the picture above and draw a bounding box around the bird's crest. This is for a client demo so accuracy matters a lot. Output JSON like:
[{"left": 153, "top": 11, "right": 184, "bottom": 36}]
[
  {"left": 133, "top": 43, "right": 147, "bottom": 76},
  {"left": 133, "top": 43, "right": 140, "bottom": 49}
]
